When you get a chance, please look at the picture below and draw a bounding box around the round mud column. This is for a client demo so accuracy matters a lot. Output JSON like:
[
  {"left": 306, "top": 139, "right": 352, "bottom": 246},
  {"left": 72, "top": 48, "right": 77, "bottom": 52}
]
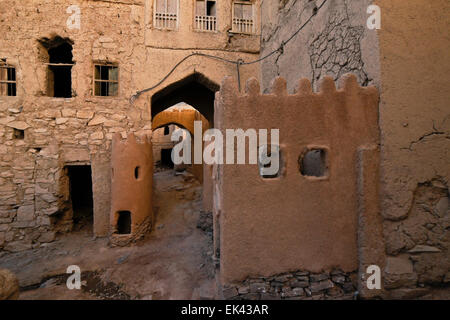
[{"left": 110, "top": 133, "right": 153, "bottom": 246}]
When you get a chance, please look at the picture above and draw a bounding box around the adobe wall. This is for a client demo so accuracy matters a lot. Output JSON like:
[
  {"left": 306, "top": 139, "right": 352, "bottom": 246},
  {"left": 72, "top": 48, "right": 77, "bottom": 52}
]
[
  {"left": 0, "top": 0, "right": 149, "bottom": 252},
  {"left": 260, "top": 0, "right": 450, "bottom": 298},
  {"left": 0, "top": 0, "right": 260, "bottom": 251},
  {"left": 214, "top": 75, "right": 380, "bottom": 298},
  {"left": 376, "top": 0, "right": 450, "bottom": 297}
]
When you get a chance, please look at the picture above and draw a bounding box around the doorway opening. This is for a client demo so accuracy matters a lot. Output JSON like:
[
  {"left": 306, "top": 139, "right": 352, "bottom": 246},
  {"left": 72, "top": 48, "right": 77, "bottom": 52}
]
[
  {"left": 116, "top": 211, "right": 132, "bottom": 234},
  {"left": 161, "top": 148, "right": 174, "bottom": 168},
  {"left": 67, "top": 165, "right": 94, "bottom": 232}
]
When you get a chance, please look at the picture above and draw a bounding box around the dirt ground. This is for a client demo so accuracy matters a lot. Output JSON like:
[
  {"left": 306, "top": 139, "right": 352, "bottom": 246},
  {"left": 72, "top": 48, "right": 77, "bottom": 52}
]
[{"left": 0, "top": 169, "right": 215, "bottom": 300}]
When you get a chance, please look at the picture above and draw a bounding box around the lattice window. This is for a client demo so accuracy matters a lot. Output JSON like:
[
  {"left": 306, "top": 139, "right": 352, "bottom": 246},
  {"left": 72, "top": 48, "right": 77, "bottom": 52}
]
[
  {"left": 154, "top": 0, "right": 179, "bottom": 30},
  {"left": 195, "top": 0, "right": 217, "bottom": 32},
  {"left": 0, "top": 61, "right": 17, "bottom": 96},
  {"left": 94, "top": 64, "right": 119, "bottom": 97},
  {"left": 232, "top": 0, "right": 255, "bottom": 34}
]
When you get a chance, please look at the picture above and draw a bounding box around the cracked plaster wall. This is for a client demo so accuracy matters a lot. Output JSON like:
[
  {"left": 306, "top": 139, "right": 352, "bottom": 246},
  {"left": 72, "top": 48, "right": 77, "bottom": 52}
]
[{"left": 260, "top": 0, "right": 450, "bottom": 298}]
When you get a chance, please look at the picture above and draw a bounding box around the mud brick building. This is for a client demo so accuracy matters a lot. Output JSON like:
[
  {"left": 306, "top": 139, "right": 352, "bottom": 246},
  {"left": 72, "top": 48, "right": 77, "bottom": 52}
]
[
  {"left": 0, "top": 0, "right": 260, "bottom": 249},
  {"left": 0, "top": 0, "right": 449, "bottom": 300}
]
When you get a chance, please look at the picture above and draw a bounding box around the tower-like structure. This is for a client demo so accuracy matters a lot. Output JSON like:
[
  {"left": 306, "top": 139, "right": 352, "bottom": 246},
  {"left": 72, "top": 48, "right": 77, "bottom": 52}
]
[{"left": 110, "top": 133, "right": 153, "bottom": 246}]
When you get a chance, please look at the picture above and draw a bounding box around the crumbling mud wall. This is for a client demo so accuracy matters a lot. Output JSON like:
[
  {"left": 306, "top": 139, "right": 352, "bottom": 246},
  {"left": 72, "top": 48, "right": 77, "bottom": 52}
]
[
  {"left": 376, "top": 0, "right": 450, "bottom": 298},
  {"left": 0, "top": 0, "right": 149, "bottom": 252},
  {"left": 110, "top": 133, "right": 153, "bottom": 246},
  {"left": 260, "top": 0, "right": 450, "bottom": 298},
  {"left": 214, "top": 74, "right": 381, "bottom": 299}
]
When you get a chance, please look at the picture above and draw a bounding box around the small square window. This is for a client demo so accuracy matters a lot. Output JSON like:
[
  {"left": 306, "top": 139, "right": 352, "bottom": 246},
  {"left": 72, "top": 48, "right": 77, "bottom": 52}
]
[
  {"left": 94, "top": 64, "right": 119, "bottom": 96},
  {"left": 0, "top": 61, "right": 17, "bottom": 96},
  {"left": 13, "top": 128, "right": 24, "bottom": 140},
  {"left": 299, "top": 148, "right": 329, "bottom": 178}
]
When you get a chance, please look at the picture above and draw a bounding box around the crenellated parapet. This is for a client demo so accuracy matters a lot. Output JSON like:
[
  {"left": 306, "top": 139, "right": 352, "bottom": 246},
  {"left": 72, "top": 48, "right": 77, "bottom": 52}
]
[{"left": 214, "top": 74, "right": 382, "bottom": 296}]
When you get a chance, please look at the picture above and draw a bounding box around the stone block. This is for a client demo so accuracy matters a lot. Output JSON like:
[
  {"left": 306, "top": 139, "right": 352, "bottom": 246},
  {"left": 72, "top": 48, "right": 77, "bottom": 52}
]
[{"left": 17, "top": 205, "right": 34, "bottom": 221}]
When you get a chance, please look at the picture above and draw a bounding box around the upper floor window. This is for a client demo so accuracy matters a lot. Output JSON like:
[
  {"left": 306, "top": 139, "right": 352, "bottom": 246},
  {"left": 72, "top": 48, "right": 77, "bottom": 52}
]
[
  {"left": 195, "top": 0, "right": 217, "bottom": 32},
  {"left": 154, "top": 0, "right": 179, "bottom": 30},
  {"left": 232, "top": 0, "right": 255, "bottom": 34},
  {"left": 48, "top": 41, "right": 74, "bottom": 98},
  {"left": 0, "top": 60, "right": 16, "bottom": 96},
  {"left": 39, "top": 37, "right": 74, "bottom": 98},
  {"left": 94, "top": 63, "right": 118, "bottom": 97}
]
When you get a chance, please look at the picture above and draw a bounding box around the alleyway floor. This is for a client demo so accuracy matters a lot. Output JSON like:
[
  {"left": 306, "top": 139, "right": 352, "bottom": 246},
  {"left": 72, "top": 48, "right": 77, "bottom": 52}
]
[{"left": 0, "top": 170, "right": 215, "bottom": 300}]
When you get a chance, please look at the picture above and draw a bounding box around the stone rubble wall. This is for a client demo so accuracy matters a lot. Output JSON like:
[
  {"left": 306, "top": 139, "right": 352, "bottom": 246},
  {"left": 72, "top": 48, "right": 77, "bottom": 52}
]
[
  {"left": 0, "top": 0, "right": 149, "bottom": 252},
  {"left": 221, "top": 270, "right": 358, "bottom": 300}
]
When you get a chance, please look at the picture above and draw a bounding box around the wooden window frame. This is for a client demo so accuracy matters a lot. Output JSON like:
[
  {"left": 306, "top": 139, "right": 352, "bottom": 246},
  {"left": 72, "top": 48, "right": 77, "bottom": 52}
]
[
  {"left": 0, "top": 61, "right": 17, "bottom": 97},
  {"left": 231, "top": 0, "right": 255, "bottom": 35},
  {"left": 93, "top": 63, "right": 119, "bottom": 97},
  {"left": 153, "top": 0, "right": 180, "bottom": 30},
  {"left": 194, "top": 0, "right": 217, "bottom": 32}
]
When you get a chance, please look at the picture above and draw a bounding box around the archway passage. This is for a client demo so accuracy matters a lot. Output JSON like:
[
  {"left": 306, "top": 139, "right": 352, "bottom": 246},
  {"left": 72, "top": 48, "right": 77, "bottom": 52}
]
[{"left": 151, "top": 73, "right": 219, "bottom": 126}]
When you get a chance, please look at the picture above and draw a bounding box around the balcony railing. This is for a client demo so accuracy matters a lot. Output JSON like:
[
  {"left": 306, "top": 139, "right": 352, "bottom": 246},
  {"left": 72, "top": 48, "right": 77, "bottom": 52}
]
[
  {"left": 154, "top": 12, "right": 178, "bottom": 30},
  {"left": 195, "top": 15, "right": 217, "bottom": 32},
  {"left": 232, "top": 18, "right": 254, "bottom": 34}
]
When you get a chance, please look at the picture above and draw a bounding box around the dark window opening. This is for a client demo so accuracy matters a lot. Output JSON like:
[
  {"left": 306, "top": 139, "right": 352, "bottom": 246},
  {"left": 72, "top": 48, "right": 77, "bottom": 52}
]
[
  {"left": 94, "top": 64, "right": 118, "bottom": 96},
  {"left": 47, "top": 41, "right": 74, "bottom": 98},
  {"left": 207, "top": 1, "right": 216, "bottom": 16},
  {"left": 67, "top": 165, "right": 94, "bottom": 231},
  {"left": 300, "top": 149, "right": 328, "bottom": 177},
  {"left": 117, "top": 211, "right": 131, "bottom": 234},
  {"left": 0, "top": 62, "right": 17, "bottom": 96},
  {"left": 161, "top": 148, "right": 174, "bottom": 168},
  {"left": 135, "top": 166, "right": 140, "bottom": 179},
  {"left": 13, "top": 128, "right": 24, "bottom": 140},
  {"left": 164, "top": 126, "right": 170, "bottom": 135}
]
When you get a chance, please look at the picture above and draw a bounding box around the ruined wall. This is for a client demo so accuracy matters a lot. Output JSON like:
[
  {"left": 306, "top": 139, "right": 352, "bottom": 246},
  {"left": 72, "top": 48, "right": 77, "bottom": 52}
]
[
  {"left": 260, "top": 0, "right": 450, "bottom": 298},
  {"left": 376, "top": 0, "right": 450, "bottom": 298},
  {"left": 0, "top": 0, "right": 260, "bottom": 252},
  {"left": 214, "top": 75, "right": 380, "bottom": 299},
  {"left": 0, "top": 0, "right": 148, "bottom": 252}
]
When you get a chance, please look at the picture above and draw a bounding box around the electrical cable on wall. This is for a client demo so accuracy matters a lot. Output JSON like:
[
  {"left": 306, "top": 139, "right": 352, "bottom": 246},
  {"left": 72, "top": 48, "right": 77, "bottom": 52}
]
[{"left": 130, "top": 0, "right": 328, "bottom": 103}]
